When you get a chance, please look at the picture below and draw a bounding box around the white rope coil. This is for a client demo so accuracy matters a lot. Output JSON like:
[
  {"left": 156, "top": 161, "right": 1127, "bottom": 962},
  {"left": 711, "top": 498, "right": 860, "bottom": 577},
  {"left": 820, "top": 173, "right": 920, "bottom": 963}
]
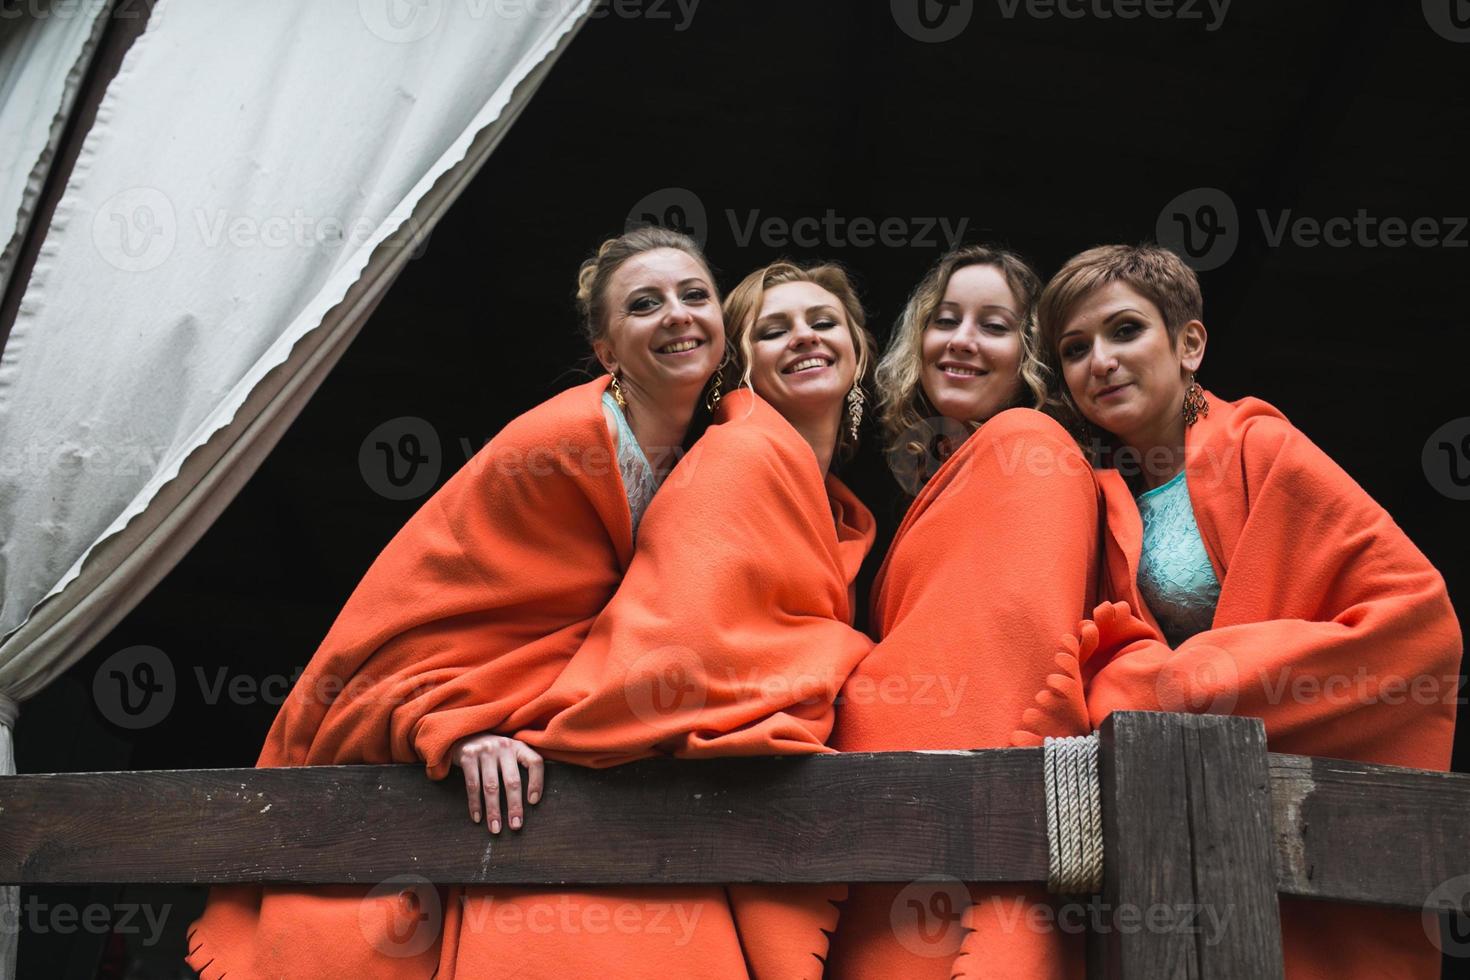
[{"left": 1043, "top": 733, "right": 1103, "bottom": 894}]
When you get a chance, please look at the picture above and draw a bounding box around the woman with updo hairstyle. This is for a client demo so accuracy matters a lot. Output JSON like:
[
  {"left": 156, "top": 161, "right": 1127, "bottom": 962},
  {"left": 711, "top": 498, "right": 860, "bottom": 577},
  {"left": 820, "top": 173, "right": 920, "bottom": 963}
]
[
  {"left": 187, "top": 227, "right": 734, "bottom": 979},
  {"left": 822, "top": 245, "right": 1104, "bottom": 980}
]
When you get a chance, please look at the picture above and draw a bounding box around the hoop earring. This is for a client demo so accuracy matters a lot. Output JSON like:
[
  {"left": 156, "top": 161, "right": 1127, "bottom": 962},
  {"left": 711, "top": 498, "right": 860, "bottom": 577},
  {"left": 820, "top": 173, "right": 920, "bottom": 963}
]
[
  {"left": 609, "top": 371, "right": 627, "bottom": 410},
  {"left": 1182, "top": 373, "right": 1209, "bottom": 427},
  {"left": 845, "top": 384, "right": 865, "bottom": 443}
]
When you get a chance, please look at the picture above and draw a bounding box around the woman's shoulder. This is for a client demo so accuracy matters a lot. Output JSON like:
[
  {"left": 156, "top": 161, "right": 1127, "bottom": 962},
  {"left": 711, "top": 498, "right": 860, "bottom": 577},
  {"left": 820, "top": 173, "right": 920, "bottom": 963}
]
[{"left": 980, "top": 406, "right": 1076, "bottom": 444}]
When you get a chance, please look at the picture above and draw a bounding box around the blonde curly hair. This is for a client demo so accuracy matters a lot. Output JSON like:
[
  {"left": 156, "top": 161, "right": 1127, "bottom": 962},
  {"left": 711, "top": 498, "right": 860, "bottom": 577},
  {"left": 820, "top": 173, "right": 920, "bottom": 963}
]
[{"left": 875, "top": 245, "right": 1048, "bottom": 479}]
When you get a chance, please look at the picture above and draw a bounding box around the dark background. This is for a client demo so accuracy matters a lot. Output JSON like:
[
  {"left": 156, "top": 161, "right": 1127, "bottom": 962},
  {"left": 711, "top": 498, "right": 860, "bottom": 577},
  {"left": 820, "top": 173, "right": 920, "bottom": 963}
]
[{"left": 14, "top": 1, "right": 1470, "bottom": 975}]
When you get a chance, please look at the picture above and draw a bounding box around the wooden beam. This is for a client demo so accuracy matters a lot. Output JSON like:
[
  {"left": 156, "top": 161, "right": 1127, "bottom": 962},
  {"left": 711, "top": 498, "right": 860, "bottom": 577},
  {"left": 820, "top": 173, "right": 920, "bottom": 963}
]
[
  {"left": 1095, "top": 711, "right": 1284, "bottom": 980},
  {"left": 0, "top": 750, "right": 1049, "bottom": 886},
  {"left": 1269, "top": 752, "right": 1470, "bottom": 913}
]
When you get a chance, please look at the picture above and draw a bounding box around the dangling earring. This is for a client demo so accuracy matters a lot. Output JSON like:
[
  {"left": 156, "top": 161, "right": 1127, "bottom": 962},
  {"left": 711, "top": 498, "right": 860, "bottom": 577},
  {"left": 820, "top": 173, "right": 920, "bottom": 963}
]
[
  {"left": 1182, "top": 373, "right": 1208, "bottom": 427},
  {"left": 704, "top": 353, "right": 729, "bottom": 413},
  {"left": 845, "top": 384, "right": 865, "bottom": 443},
  {"left": 609, "top": 371, "right": 627, "bottom": 410}
]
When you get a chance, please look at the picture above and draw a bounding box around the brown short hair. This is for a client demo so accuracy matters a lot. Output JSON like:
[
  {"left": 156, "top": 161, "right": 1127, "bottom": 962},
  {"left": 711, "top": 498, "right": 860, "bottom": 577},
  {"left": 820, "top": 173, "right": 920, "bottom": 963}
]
[
  {"left": 875, "top": 245, "right": 1046, "bottom": 472},
  {"left": 1037, "top": 244, "right": 1203, "bottom": 351},
  {"left": 574, "top": 227, "right": 717, "bottom": 347},
  {"left": 723, "top": 260, "right": 877, "bottom": 461},
  {"left": 1036, "top": 244, "right": 1203, "bottom": 443}
]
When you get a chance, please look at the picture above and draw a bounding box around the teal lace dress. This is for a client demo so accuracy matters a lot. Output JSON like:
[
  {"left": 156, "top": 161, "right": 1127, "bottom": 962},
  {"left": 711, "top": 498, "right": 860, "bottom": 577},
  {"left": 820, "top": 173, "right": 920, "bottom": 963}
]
[
  {"left": 1135, "top": 470, "right": 1221, "bottom": 648},
  {"left": 601, "top": 391, "right": 660, "bottom": 539}
]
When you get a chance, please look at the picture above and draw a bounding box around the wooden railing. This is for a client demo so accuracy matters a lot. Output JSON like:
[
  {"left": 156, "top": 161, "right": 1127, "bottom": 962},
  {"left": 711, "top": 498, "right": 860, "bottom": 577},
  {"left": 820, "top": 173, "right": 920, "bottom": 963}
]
[{"left": 3, "top": 712, "right": 1468, "bottom": 977}]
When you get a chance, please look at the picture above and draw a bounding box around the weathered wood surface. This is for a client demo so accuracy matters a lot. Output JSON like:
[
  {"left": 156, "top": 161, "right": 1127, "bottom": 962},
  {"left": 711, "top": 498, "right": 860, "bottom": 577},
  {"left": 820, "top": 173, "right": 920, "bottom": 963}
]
[
  {"left": 1095, "top": 712, "right": 1284, "bottom": 980},
  {"left": 0, "top": 750, "right": 1048, "bottom": 886},
  {"left": 1269, "top": 751, "right": 1470, "bottom": 914}
]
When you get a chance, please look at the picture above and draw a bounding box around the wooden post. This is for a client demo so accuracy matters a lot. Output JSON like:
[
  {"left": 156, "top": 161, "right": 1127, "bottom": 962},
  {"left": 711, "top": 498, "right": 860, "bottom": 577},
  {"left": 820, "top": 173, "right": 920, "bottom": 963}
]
[{"left": 1094, "top": 711, "right": 1284, "bottom": 979}]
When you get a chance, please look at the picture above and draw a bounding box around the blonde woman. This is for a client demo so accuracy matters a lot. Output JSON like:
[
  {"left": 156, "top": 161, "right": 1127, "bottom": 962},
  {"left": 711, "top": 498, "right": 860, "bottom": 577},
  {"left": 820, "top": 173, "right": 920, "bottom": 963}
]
[
  {"left": 824, "top": 245, "right": 1101, "bottom": 980},
  {"left": 186, "top": 227, "right": 730, "bottom": 979}
]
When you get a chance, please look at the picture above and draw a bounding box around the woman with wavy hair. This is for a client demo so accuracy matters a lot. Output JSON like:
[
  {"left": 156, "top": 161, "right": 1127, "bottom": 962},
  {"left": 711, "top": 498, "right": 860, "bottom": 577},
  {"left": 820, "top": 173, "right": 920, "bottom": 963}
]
[
  {"left": 1030, "top": 243, "right": 1460, "bottom": 980},
  {"left": 823, "top": 245, "right": 1100, "bottom": 980},
  {"left": 185, "top": 226, "right": 732, "bottom": 979}
]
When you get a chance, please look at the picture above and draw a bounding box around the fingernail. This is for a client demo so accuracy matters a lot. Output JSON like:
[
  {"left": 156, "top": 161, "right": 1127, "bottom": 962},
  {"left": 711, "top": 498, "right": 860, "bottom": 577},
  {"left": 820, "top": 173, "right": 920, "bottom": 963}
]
[
  {"left": 528, "top": 792, "right": 540, "bottom": 804},
  {"left": 511, "top": 816, "right": 522, "bottom": 830},
  {"left": 491, "top": 820, "right": 500, "bottom": 833},
  {"left": 473, "top": 813, "right": 481, "bottom": 824}
]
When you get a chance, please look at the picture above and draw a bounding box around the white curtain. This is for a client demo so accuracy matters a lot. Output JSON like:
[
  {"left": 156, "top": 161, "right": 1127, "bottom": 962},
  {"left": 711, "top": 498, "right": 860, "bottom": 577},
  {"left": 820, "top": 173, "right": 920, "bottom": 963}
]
[
  {"left": 0, "top": 0, "right": 113, "bottom": 303},
  {"left": 0, "top": 2, "right": 592, "bottom": 972}
]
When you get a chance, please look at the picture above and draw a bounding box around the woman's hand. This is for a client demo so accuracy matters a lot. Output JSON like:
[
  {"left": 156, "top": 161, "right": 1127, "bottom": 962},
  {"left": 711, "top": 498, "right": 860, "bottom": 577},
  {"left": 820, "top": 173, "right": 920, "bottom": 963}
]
[{"left": 449, "top": 732, "right": 544, "bottom": 834}]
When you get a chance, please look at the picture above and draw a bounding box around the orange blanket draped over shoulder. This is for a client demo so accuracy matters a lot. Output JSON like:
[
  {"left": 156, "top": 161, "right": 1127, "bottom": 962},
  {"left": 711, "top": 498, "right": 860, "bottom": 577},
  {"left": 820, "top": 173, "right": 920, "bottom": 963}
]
[
  {"left": 1077, "top": 390, "right": 1461, "bottom": 980},
  {"left": 823, "top": 409, "right": 1100, "bottom": 980},
  {"left": 186, "top": 377, "right": 635, "bottom": 979},
  {"left": 186, "top": 383, "right": 877, "bottom": 980}
]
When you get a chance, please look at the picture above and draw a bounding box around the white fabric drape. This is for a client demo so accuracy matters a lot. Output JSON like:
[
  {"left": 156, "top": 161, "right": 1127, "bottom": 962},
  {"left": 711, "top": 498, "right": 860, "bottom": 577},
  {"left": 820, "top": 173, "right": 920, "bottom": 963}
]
[
  {"left": 0, "top": 2, "right": 592, "bottom": 968},
  {"left": 0, "top": 0, "right": 113, "bottom": 303}
]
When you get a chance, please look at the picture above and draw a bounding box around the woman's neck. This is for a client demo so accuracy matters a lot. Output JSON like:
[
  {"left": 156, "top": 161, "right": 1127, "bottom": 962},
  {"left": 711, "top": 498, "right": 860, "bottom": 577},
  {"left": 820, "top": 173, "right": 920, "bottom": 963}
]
[
  {"left": 785, "top": 409, "right": 840, "bottom": 477},
  {"left": 1122, "top": 411, "right": 1188, "bottom": 491},
  {"left": 620, "top": 382, "right": 698, "bottom": 479}
]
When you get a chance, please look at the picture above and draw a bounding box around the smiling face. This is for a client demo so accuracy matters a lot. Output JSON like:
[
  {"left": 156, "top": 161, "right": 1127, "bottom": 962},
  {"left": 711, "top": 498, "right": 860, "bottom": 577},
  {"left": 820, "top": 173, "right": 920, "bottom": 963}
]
[
  {"left": 746, "top": 280, "right": 858, "bottom": 426},
  {"left": 919, "top": 263, "right": 1025, "bottom": 425},
  {"left": 592, "top": 248, "right": 724, "bottom": 402},
  {"left": 1055, "top": 280, "right": 1207, "bottom": 448}
]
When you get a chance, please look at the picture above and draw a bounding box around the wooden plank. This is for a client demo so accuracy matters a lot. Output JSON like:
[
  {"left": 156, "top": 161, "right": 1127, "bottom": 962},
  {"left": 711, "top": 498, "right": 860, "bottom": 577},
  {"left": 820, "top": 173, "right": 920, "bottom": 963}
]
[
  {"left": 0, "top": 750, "right": 1048, "bottom": 886},
  {"left": 1269, "top": 752, "right": 1470, "bottom": 912},
  {"left": 1095, "top": 711, "right": 1283, "bottom": 980}
]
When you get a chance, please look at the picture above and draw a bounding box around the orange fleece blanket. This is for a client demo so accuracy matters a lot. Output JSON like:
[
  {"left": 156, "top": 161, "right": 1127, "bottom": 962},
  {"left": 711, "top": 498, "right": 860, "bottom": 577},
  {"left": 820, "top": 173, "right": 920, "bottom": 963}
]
[
  {"left": 187, "top": 384, "right": 877, "bottom": 980},
  {"left": 187, "top": 377, "right": 634, "bottom": 979},
  {"left": 823, "top": 409, "right": 1100, "bottom": 980},
  {"left": 484, "top": 387, "right": 875, "bottom": 980},
  {"left": 1027, "top": 390, "right": 1462, "bottom": 980}
]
